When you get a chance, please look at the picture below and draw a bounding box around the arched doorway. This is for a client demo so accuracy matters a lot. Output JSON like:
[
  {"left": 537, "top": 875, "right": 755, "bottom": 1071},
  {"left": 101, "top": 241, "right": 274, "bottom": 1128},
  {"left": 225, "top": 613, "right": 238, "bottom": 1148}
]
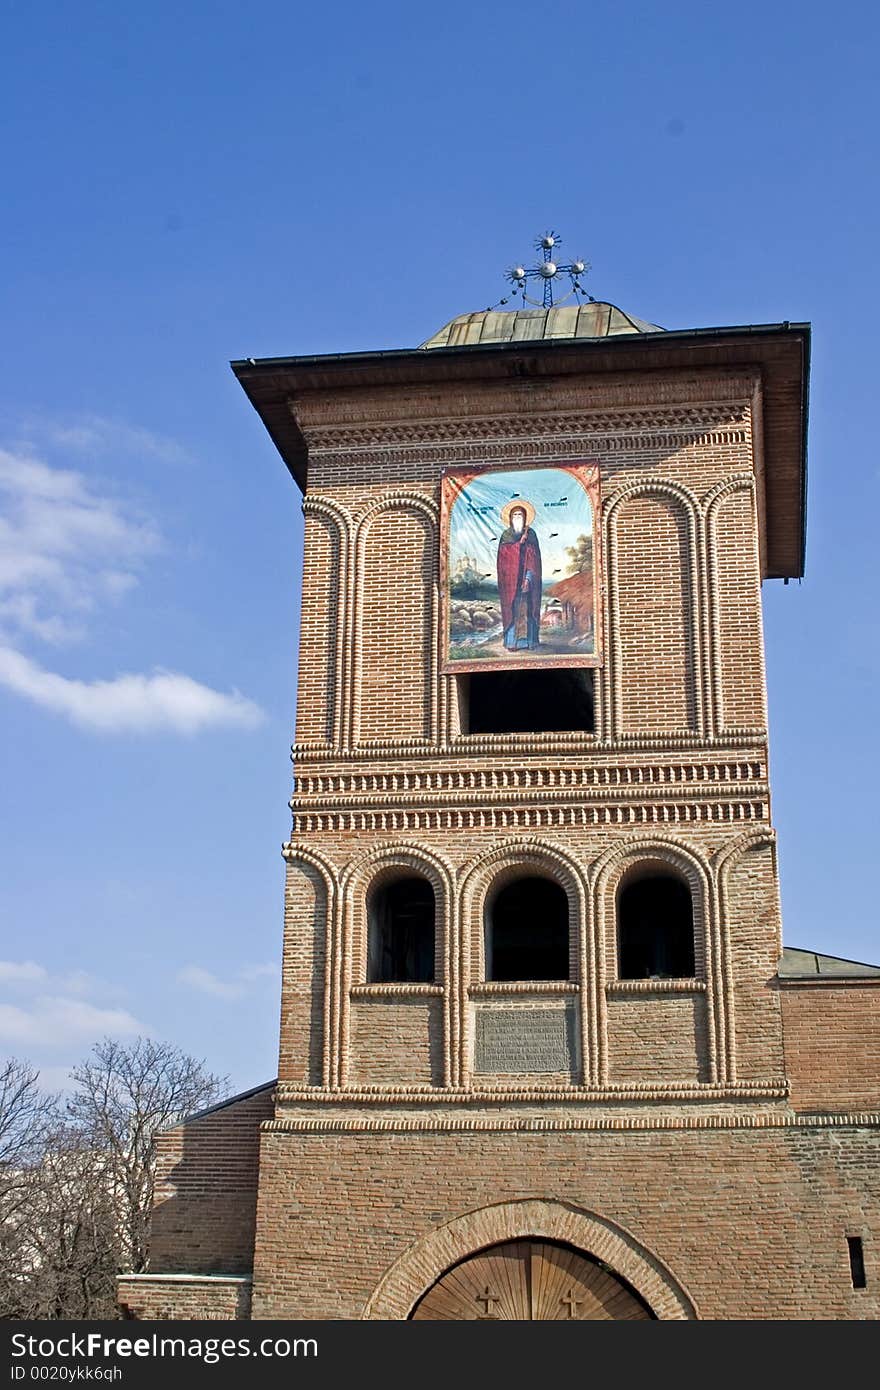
[{"left": 410, "top": 1239, "right": 653, "bottom": 1320}]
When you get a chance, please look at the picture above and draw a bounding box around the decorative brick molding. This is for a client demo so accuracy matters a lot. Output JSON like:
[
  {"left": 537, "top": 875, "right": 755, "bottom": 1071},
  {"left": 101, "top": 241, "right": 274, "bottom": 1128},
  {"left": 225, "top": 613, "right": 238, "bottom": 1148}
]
[
  {"left": 273, "top": 1078, "right": 789, "bottom": 1105},
  {"left": 265, "top": 1109, "right": 878, "bottom": 1132},
  {"left": 458, "top": 837, "right": 590, "bottom": 1087},
  {"left": 351, "top": 491, "right": 440, "bottom": 748},
  {"left": 604, "top": 476, "right": 706, "bottom": 741},
  {"left": 340, "top": 842, "right": 455, "bottom": 1087},
  {"left": 591, "top": 836, "right": 716, "bottom": 1082},
  {"left": 296, "top": 452, "right": 768, "bottom": 761},
  {"left": 280, "top": 827, "right": 787, "bottom": 1100},
  {"left": 361, "top": 1198, "right": 698, "bottom": 1320},
  {"left": 704, "top": 476, "right": 766, "bottom": 735},
  {"left": 293, "top": 759, "right": 766, "bottom": 797}
]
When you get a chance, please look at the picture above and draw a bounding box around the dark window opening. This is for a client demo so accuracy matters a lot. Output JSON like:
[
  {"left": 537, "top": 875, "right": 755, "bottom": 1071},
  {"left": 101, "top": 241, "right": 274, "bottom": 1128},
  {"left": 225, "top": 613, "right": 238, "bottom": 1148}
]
[
  {"left": 367, "top": 876, "right": 435, "bottom": 984},
  {"left": 463, "top": 668, "right": 594, "bottom": 735},
  {"left": 487, "top": 877, "right": 570, "bottom": 982},
  {"left": 848, "top": 1236, "right": 867, "bottom": 1289},
  {"left": 617, "top": 874, "right": 695, "bottom": 979}
]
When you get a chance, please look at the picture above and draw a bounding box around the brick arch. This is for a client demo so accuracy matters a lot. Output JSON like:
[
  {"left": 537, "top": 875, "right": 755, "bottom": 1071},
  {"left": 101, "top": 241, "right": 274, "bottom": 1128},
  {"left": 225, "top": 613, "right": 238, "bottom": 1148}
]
[
  {"left": 280, "top": 843, "right": 340, "bottom": 1089},
  {"left": 703, "top": 476, "right": 765, "bottom": 736},
  {"left": 339, "top": 843, "right": 454, "bottom": 1089},
  {"left": 592, "top": 837, "right": 719, "bottom": 1085},
  {"left": 603, "top": 475, "right": 701, "bottom": 521},
  {"left": 459, "top": 837, "right": 589, "bottom": 981},
  {"left": 302, "top": 492, "right": 354, "bottom": 540},
  {"left": 603, "top": 478, "right": 705, "bottom": 740},
  {"left": 702, "top": 473, "right": 755, "bottom": 517},
  {"left": 281, "top": 840, "right": 340, "bottom": 893},
  {"left": 362, "top": 1198, "right": 697, "bottom": 1320},
  {"left": 354, "top": 489, "right": 439, "bottom": 530},
  {"left": 592, "top": 835, "right": 711, "bottom": 974},
  {"left": 342, "top": 842, "right": 454, "bottom": 988},
  {"left": 342, "top": 839, "right": 455, "bottom": 892},
  {"left": 458, "top": 839, "right": 593, "bottom": 1084},
  {"left": 713, "top": 829, "right": 780, "bottom": 1082},
  {"left": 460, "top": 836, "right": 588, "bottom": 899},
  {"left": 592, "top": 834, "right": 711, "bottom": 901},
  {"left": 298, "top": 498, "right": 352, "bottom": 746},
  {"left": 351, "top": 495, "right": 438, "bottom": 746}
]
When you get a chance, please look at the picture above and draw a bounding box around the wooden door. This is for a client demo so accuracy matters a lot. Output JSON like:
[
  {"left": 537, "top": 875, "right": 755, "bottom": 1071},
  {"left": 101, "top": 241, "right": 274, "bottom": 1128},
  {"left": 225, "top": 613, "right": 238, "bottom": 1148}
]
[{"left": 410, "top": 1239, "right": 652, "bottom": 1320}]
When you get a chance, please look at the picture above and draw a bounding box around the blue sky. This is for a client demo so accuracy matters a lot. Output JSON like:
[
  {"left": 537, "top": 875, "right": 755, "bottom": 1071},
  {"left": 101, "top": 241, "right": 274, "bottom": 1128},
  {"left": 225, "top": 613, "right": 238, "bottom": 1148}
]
[{"left": 1, "top": 1, "right": 878, "bottom": 1095}]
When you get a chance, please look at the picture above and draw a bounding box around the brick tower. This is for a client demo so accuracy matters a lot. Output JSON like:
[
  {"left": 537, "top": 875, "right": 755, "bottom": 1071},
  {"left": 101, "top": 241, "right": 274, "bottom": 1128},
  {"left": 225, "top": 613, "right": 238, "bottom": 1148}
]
[{"left": 120, "top": 277, "right": 880, "bottom": 1321}]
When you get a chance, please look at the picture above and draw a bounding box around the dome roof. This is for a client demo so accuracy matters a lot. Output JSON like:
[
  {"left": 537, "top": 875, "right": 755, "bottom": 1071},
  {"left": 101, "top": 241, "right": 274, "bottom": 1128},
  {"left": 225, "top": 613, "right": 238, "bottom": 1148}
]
[{"left": 420, "top": 301, "right": 663, "bottom": 350}]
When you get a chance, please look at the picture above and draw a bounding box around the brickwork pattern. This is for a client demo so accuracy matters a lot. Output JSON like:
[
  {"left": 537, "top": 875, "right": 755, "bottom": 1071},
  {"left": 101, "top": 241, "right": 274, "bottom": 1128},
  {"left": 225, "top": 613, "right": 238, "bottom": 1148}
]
[
  {"left": 278, "top": 825, "right": 785, "bottom": 1096},
  {"left": 250, "top": 1125, "right": 880, "bottom": 1320},
  {"left": 118, "top": 1276, "right": 251, "bottom": 1321},
  {"left": 147, "top": 1086, "right": 274, "bottom": 1275},
  {"left": 782, "top": 984, "right": 880, "bottom": 1111}
]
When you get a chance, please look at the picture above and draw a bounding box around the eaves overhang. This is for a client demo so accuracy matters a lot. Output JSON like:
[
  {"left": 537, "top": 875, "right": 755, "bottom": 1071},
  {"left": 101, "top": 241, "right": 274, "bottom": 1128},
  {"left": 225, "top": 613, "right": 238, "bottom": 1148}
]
[{"left": 231, "top": 321, "right": 810, "bottom": 579}]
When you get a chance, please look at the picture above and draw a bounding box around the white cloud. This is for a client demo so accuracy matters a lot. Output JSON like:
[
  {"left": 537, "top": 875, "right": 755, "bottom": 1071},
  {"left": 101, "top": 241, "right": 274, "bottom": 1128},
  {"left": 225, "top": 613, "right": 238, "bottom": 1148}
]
[
  {"left": 0, "top": 446, "right": 159, "bottom": 646},
  {"left": 240, "top": 963, "right": 278, "bottom": 983},
  {"left": 176, "top": 967, "right": 242, "bottom": 1000},
  {"left": 33, "top": 415, "right": 193, "bottom": 468},
  {"left": 177, "top": 963, "right": 279, "bottom": 1000},
  {"left": 0, "top": 996, "right": 144, "bottom": 1049},
  {"left": 0, "top": 436, "right": 264, "bottom": 736},
  {"left": 0, "top": 646, "right": 264, "bottom": 734},
  {"left": 0, "top": 961, "right": 126, "bottom": 999},
  {"left": 0, "top": 960, "right": 48, "bottom": 984},
  {"left": 0, "top": 961, "right": 148, "bottom": 1057}
]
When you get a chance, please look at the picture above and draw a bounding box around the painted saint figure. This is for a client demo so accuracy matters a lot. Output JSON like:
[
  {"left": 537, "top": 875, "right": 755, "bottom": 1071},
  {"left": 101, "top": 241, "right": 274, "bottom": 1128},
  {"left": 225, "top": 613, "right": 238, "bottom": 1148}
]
[{"left": 497, "top": 499, "right": 542, "bottom": 651}]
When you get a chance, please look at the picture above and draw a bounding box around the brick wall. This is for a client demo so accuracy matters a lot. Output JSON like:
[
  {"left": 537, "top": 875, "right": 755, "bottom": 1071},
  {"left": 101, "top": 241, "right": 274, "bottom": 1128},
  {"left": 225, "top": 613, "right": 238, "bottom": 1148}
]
[
  {"left": 605, "top": 990, "right": 708, "bottom": 1082},
  {"left": 251, "top": 1122, "right": 880, "bottom": 1320},
  {"left": 118, "top": 1275, "right": 251, "bottom": 1321},
  {"left": 782, "top": 984, "right": 880, "bottom": 1111},
  {"left": 147, "top": 1084, "right": 275, "bottom": 1275}
]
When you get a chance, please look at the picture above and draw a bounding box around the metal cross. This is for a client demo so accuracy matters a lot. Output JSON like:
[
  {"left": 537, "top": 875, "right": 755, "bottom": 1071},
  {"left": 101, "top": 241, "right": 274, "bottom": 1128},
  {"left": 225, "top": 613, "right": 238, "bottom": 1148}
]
[
  {"left": 561, "top": 1288, "right": 583, "bottom": 1318},
  {"left": 506, "top": 231, "right": 591, "bottom": 309},
  {"left": 475, "top": 1286, "right": 500, "bottom": 1314}
]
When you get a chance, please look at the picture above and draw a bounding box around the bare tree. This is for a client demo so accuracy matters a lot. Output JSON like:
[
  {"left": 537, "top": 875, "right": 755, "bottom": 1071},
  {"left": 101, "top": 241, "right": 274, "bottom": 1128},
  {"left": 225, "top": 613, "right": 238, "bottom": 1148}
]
[
  {"left": 0, "top": 1058, "right": 56, "bottom": 1217},
  {"left": 67, "top": 1037, "right": 227, "bottom": 1272},
  {"left": 0, "top": 1059, "right": 59, "bottom": 1318},
  {"left": 10, "top": 1126, "right": 120, "bottom": 1320}
]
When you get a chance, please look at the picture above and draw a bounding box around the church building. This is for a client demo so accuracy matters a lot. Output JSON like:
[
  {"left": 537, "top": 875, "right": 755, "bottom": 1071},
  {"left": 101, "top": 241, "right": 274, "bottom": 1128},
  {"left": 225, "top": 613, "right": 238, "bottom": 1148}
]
[{"left": 119, "top": 246, "right": 880, "bottom": 1320}]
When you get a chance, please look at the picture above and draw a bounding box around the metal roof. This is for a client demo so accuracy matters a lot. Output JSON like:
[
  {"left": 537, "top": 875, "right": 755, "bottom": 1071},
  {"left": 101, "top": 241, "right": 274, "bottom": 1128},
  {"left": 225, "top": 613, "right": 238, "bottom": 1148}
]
[
  {"left": 420, "top": 302, "right": 663, "bottom": 349},
  {"left": 778, "top": 947, "right": 880, "bottom": 979}
]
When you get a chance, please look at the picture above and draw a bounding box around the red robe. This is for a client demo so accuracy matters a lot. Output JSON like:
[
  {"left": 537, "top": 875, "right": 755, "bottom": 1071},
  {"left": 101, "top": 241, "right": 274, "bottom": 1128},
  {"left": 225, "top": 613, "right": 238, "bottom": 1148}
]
[{"left": 497, "top": 526, "right": 542, "bottom": 649}]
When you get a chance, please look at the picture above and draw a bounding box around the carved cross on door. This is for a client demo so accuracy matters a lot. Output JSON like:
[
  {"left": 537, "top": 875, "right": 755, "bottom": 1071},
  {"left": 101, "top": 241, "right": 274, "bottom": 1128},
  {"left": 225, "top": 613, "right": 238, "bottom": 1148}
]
[{"left": 561, "top": 1288, "right": 583, "bottom": 1318}]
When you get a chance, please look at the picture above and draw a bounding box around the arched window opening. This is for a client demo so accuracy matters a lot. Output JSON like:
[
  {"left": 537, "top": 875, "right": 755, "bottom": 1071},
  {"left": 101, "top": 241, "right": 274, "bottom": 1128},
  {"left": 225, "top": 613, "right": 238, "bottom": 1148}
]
[
  {"left": 617, "top": 873, "right": 695, "bottom": 979},
  {"left": 367, "top": 875, "right": 435, "bottom": 984},
  {"left": 486, "top": 876, "right": 570, "bottom": 982}
]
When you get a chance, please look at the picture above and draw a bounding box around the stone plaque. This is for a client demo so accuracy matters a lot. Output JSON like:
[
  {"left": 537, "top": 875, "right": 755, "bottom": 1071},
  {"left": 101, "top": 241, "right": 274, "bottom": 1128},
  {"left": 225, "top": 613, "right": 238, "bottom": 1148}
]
[{"left": 475, "top": 1006, "right": 579, "bottom": 1075}]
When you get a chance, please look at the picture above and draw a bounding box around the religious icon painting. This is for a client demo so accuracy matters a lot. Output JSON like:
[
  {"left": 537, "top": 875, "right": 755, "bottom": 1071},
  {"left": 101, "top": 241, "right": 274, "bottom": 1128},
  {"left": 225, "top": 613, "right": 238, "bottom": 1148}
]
[{"left": 439, "top": 461, "right": 602, "bottom": 674}]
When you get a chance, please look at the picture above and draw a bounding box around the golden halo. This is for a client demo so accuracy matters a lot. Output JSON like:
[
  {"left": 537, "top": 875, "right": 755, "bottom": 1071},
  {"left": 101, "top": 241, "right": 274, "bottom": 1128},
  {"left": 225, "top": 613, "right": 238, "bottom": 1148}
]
[{"left": 500, "top": 498, "right": 536, "bottom": 528}]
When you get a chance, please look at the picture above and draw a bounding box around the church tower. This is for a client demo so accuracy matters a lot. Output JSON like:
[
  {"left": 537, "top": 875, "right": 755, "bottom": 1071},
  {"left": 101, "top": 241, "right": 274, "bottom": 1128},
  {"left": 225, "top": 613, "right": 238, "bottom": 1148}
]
[{"left": 119, "top": 245, "right": 880, "bottom": 1321}]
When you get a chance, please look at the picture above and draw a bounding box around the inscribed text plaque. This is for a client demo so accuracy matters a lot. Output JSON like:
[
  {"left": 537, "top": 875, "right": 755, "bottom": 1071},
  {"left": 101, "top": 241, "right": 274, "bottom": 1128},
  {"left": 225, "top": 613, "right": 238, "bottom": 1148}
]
[{"left": 475, "top": 1006, "right": 578, "bottom": 1075}]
